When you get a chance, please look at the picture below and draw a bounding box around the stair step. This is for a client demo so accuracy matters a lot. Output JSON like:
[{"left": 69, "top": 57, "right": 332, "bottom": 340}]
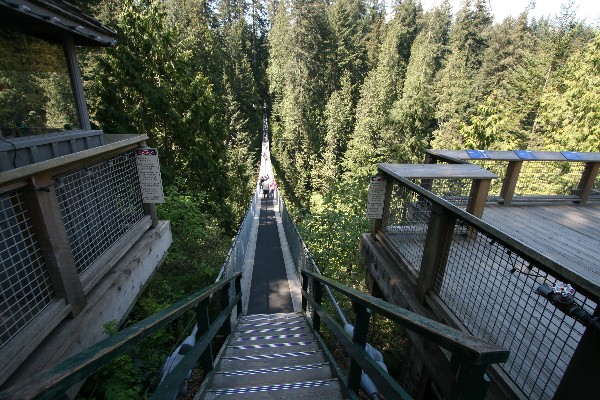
[
  {"left": 224, "top": 340, "right": 320, "bottom": 357},
  {"left": 232, "top": 332, "right": 313, "bottom": 344},
  {"left": 241, "top": 312, "right": 303, "bottom": 322},
  {"left": 235, "top": 325, "right": 310, "bottom": 336},
  {"left": 236, "top": 318, "right": 306, "bottom": 330},
  {"left": 211, "top": 363, "right": 334, "bottom": 388},
  {"left": 203, "top": 379, "right": 344, "bottom": 400},
  {"left": 195, "top": 313, "right": 345, "bottom": 400},
  {"left": 219, "top": 350, "right": 327, "bottom": 370}
]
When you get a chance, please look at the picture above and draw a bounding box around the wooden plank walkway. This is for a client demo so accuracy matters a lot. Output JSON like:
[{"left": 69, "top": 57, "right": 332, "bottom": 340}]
[{"left": 482, "top": 203, "right": 600, "bottom": 288}]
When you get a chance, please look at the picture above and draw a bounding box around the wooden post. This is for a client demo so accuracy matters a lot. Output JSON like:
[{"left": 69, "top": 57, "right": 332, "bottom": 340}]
[
  {"left": 62, "top": 33, "right": 91, "bottom": 131},
  {"left": 235, "top": 275, "right": 242, "bottom": 317},
  {"left": 466, "top": 179, "right": 491, "bottom": 219},
  {"left": 348, "top": 301, "right": 371, "bottom": 394},
  {"left": 143, "top": 203, "right": 159, "bottom": 228},
  {"left": 371, "top": 171, "right": 393, "bottom": 238},
  {"left": 312, "top": 280, "right": 323, "bottom": 333},
  {"left": 220, "top": 282, "right": 232, "bottom": 337},
  {"left": 576, "top": 162, "right": 600, "bottom": 205},
  {"left": 553, "top": 305, "right": 600, "bottom": 399},
  {"left": 196, "top": 297, "right": 213, "bottom": 374},
  {"left": 450, "top": 356, "right": 490, "bottom": 400},
  {"left": 416, "top": 204, "right": 456, "bottom": 303},
  {"left": 500, "top": 161, "right": 522, "bottom": 206},
  {"left": 24, "top": 174, "right": 86, "bottom": 315},
  {"left": 301, "top": 272, "right": 308, "bottom": 312}
]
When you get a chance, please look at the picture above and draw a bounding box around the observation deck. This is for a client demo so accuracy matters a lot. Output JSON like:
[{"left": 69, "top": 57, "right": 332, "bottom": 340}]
[{"left": 363, "top": 149, "right": 600, "bottom": 400}]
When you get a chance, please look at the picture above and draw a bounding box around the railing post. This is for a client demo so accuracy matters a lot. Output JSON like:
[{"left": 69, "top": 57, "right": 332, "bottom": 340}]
[
  {"left": 500, "top": 160, "right": 522, "bottom": 206},
  {"left": 312, "top": 279, "right": 323, "bottom": 332},
  {"left": 301, "top": 272, "right": 308, "bottom": 312},
  {"left": 466, "top": 178, "right": 491, "bottom": 219},
  {"left": 348, "top": 301, "right": 371, "bottom": 394},
  {"left": 371, "top": 171, "right": 393, "bottom": 238},
  {"left": 196, "top": 297, "right": 213, "bottom": 373},
  {"left": 417, "top": 203, "right": 456, "bottom": 303},
  {"left": 450, "top": 355, "right": 490, "bottom": 400},
  {"left": 576, "top": 162, "right": 600, "bottom": 205},
  {"left": 220, "top": 281, "right": 232, "bottom": 337},
  {"left": 235, "top": 275, "right": 243, "bottom": 317},
  {"left": 25, "top": 174, "right": 86, "bottom": 315}
]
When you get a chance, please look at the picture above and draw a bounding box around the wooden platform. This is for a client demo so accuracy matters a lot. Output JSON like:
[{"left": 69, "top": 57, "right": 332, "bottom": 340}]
[
  {"left": 482, "top": 203, "right": 600, "bottom": 289},
  {"left": 373, "top": 202, "right": 600, "bottom": 399}
]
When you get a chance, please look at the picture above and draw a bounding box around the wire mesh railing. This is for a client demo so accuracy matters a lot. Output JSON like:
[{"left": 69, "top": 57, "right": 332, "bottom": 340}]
[
  {"left": 54, "top": 150, "right": 145, "bottom": 275},
  {"left": 0, "top": 142, "right": 152, "bottom": 357},
  {"left": 426, "top": 150, "right": 599, "bottom": 202},
  {"left": 467, "top": 160, "right": 587, "bottom": 197},
  {"left": 0, "top": 190, "right": 55, "bottom": 349},
  {"left": 380, "top": 175, "right": 599, "bottom": 400},
  {"left": 216, "top": 185, "right": 260, "bottom": 282}
]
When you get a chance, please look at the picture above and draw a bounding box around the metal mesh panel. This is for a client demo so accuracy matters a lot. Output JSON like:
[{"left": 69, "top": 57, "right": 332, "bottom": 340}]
[
  {"left": 469, "top": 160, "right": 508, "bottom": 197},
  {"left": 442, "top": 159, "right": 588, "bottom": 198},
  {"left": 428, "top": 178, "right": 472, "bottom": 209},
  {"left": 590, "top": 168, "right": 599, "bottom": 196},
  {"left": 219, "top": 186, "right": 260, "bottom": 282},
  {"left": 0, "top": 190, "right": 55, "bottom": 348},
  {"left": 383, "top": 182, "right": 431, "bottom": 272},
  {"left": 55, "top": 151, "right": 145, "bottom": 275},
  {"left": 435, "top": 228, "right": 595, "bottom": 400},
  {"left": 515, "top": 161, "right": 586, "bottom": 196}
]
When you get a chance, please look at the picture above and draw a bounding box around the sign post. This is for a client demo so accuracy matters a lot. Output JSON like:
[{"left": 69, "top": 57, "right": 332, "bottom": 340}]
[
  {"left": 135, "top": 148, "right": 165, "bottom": 204},
  {"left": 366, "top": 175, "right": 387, "bottom": 220}
]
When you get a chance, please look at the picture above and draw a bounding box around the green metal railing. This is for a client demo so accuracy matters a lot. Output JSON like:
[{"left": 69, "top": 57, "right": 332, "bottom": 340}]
[
  {"left": 0, "top": 272, "right": 242, "bottom": 400},
  {"left": 301, "top": 270, "right": 510, "bottom": 400}
]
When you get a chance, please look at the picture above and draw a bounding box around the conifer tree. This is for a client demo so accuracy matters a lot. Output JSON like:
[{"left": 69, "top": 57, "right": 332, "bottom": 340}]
[
  {"left": 343, "top": 0, "right": 421, "bottom": 181},
  {"left": 389, "top": 2, "right": 451, "bottom": 162},
  {"left": 538, "top": 33, "right": 600, "bottom": 152},
  {"left": 432, "top": 0, "right": 492, "bottom": 149}
]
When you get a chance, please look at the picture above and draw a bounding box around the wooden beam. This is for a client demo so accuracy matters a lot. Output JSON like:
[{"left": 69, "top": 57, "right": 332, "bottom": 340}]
[
  {"left": 466, "top": 179, "right": 491, "bottom": 219},
  {"left": 576, "top": 162, "right": 600, "bottom": 205},
  {"left": 62, "top": 33, "right": 91, "bottom": 131},
  {"left": 24, "top": 174, "right": 86, "bottom": 315},
  {"left": 416, "top": 204, "right": 456, "bottom": 303},
  {"left": 499, "top": 161, "right": 522, "bottom": 206}
]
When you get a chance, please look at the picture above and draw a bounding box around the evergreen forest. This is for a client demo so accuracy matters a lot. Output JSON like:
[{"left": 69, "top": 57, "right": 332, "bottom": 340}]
[{"left": 22, "top": 0, "right": 595, "bottom": 398}]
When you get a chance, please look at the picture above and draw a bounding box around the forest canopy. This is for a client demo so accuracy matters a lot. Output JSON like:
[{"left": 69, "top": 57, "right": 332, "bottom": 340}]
[{"left": 37, "top": 0, "right": 595, "bottom": 397}]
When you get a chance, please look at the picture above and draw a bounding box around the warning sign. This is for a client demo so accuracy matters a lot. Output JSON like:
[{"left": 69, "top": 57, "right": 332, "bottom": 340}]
[
  {"left": 135, "top": 148, "right": 165, "bottom": 203},
  {"left": 366, "top": 175, "right": 387, "bottom": 219}
]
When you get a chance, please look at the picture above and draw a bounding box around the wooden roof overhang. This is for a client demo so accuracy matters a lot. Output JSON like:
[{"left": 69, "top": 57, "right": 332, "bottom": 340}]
[{"left": 0, "top": 0, "right": 116, "bottom": 46}]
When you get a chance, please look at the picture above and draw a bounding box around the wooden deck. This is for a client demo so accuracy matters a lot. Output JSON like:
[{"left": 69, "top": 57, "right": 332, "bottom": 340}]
[
  {"left": 482, "top": 203, "right": 600, "bottom": 289},
  {"left": 375, "top": 202, "right": 600, "bottom": 399}
]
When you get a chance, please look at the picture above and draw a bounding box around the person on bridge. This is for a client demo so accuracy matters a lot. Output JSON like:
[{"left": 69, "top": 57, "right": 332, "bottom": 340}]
[
  {"left": 262, "top": 178, "right": 270, "bottom": 198},
  {"left": 269, "top": 178, "right": 277, "bottom": 198}
]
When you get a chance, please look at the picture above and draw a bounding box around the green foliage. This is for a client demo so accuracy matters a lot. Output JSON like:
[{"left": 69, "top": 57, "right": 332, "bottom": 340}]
[
  {"left": 538, "top": 33, "right": 600, "bottom": 152},
  {"left": 0, "top": 27, "right": 77, "bottom": 136}
]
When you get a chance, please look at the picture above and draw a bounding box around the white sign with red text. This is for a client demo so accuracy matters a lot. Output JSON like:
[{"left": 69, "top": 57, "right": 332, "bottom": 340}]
[{"left": 135, "top": 148, "right": 165, "bottom": 203}]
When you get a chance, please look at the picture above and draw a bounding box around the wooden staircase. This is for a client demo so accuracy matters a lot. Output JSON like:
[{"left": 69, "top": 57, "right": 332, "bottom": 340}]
[{"left": 195, "top": 312, "right": 347, "bottom": 399}]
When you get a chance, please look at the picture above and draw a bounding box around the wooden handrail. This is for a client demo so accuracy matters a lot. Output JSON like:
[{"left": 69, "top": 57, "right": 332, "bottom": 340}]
[
  {"left": 0, "top": 272, "right": 242, "bottom": 400},
  {"left": 302, "top": 270, "right": 508, "bottom": 399},
  {"left": 425, "top": 149, "right": 600, "bottom": 162},
  {"left": 0, "top": 134, "right": 148, "bottom": 190},
  {"left": 302, "top": 271, "right": 509, "bottom": 365},
  {"left": 380, "top": 174, "right": 600, "bottom": 301}
]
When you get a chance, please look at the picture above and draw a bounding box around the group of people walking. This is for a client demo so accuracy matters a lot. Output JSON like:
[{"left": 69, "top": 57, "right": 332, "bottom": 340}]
[{"left": 259, "top": 175, "right": 276, "bottom": 199}]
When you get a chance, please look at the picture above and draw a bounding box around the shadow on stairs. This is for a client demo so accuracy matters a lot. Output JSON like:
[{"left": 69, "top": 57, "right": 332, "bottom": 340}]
[{"left": 194, "top": 312, "right": 347, "bottom": 399}]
